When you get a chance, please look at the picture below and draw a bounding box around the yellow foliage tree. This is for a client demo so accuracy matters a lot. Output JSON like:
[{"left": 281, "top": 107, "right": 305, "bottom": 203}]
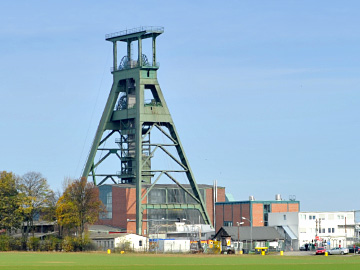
[{"left": 56, "top": 178, "right": 104, "bottom": 238}]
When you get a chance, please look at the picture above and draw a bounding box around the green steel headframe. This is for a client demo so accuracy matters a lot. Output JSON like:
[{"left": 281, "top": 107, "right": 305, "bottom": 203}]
[{"left": 82, "top": 27, "right": 211, "bottom": 234}]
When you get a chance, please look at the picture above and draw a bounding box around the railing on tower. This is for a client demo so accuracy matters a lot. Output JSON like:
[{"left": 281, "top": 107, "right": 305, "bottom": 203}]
[{"left": 105, "top": 26, "right": 164, "bottom": 39}]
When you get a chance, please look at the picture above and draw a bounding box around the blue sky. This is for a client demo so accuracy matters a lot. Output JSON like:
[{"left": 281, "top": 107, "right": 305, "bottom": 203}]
[{"left": 1, "top": 1, "right": 359, "bottom": 212}]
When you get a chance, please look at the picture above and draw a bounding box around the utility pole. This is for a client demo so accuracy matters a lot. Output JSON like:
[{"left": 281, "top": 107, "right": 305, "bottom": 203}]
[
  {"left": 237, "top": 221, "right": 244, "bottom": 253},
  {"left": 242, "top": 217, "right": 252, "bottom": 251}
]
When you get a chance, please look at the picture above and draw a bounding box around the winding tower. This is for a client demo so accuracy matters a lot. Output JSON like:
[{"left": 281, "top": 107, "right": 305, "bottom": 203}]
[{"left": 82, "top": 27, "right": 211, "bottom": 234}]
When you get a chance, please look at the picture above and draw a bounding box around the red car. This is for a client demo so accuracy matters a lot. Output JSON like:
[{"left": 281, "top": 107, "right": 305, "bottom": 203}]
[{"left": 316, "top": 247, "right": 326, "bottom": 255}]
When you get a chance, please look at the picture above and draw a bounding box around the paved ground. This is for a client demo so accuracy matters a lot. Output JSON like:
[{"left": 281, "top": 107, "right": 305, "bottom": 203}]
[
  {"left": 283, "top": 251, "right": 314, "bottom": 256},
  {"left": 282, "top": 250, "right": 359, "bottom": 256}
]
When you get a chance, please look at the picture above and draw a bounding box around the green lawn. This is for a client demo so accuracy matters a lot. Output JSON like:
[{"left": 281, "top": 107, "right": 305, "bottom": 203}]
[{"left": 0, "top": 252, "right": 359, "bottom": 270}]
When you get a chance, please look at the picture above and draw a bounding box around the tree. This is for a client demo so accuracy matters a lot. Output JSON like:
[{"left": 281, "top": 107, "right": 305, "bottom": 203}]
[
  {"left": 0, "top": 171, "right": 22, "bottom": 233},
  {"left": 56, "top": 178, "right": 104, "bottom": 238},
  {"left": 18, "top": 172, "right": 54, "bottom": 239}
]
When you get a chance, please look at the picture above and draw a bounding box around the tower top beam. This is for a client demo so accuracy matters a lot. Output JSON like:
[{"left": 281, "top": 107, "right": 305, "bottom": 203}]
[{"left": 105, "top": 26, "right": 164, "bottom": 42}]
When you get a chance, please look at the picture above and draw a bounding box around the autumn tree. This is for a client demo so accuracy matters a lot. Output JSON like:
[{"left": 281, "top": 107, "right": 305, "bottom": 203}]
[
  {"left": 18, "top": 172, "right": 54, "bottom": 239},
  {"left": 56, "top": 178, "right": 104, "bottom": 238},
  {"left": 0, "top": 171, "right": 23, "bottom": 233}
]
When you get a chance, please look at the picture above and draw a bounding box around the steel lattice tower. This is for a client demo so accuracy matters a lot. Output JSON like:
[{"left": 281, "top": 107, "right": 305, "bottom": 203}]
[{"left": 82, "top": 27, "right": 211, "bottom": 234}]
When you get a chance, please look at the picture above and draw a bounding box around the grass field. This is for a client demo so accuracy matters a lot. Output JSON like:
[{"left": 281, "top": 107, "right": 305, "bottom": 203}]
[{"left": 0, "top": 252, "right": 359, "bottom": 270}]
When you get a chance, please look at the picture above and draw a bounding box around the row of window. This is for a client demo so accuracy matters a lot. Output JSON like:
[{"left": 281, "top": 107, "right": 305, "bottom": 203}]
[
  {"left": 300, "top": 214, "right": 353, "bottom": 221},
  {"left": 224, "top": 221, "right": 233, "bottom": 227},
  {"left": 300, "top": 228, "right": 335, "bottom": 234},
  {"left": 96, "top": 240, "right": 114, "bottom": 248}
]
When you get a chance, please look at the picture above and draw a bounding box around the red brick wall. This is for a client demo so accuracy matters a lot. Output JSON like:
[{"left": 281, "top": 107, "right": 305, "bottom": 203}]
[
  {"left": 241, "top": 204, "right": 250, "bottom": 226},
  {"left": 205, "top": 188, "right": 214, "bottom": 225},
  {"left": 223, "top": 204, "right": 233, "bottom": 222},
  {"left": 215, "top": 204, "right": 223, "bottom": 232},
  {"left": 215, "top": 202, "right": 252, "bottom": 231},
  {"left": 271, "top": 203, "right": 288, "bottom": 213},
  {"left": 217, "top": 188, "right": 226, "bottom": 202},
  {"left": 214, "top": 201, "right": 299, "bottom": 231},
  {"left": 206, "top": 187, "right": 226, "bottom": 229},
  {"left": 252, "top": 203, "right": 264, "bottom": 226},
  {"left": 125, "top": 187, "right": 148, "bottom": 234},
  {"left": 116, "top": 186, "right": 127, "bottom": 228},
  {"left": 95, "top": 186, "right": 126, "bottom": 228},
  {"left": 288, "top": 203, "right": 299, "bottom": 212},
  {"left": 232, "top": 204, "right": 241, "bottom": 226}
]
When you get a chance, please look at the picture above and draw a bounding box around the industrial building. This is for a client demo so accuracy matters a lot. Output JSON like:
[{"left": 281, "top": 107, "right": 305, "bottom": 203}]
[
  {"left": 96, "top": 183, "right": 225, "bottom": 235},
  {"left": 268, "top": 211, "right": 358, "bottom": 250},
  {"left": 215, "top": 195, "right": 300, "bottom": 231}
]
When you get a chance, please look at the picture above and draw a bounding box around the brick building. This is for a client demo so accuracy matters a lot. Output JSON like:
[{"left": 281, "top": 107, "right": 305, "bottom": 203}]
[
  {"left": 96, "top": 184, "right": 225, "bottom": 235},
  {"left": 215, "top": 195, "right": 300, "bottom": 231}
]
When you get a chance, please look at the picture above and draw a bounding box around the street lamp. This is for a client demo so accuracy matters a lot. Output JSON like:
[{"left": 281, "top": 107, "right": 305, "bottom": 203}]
[
  {"left": 236, "top": 221, "right": 244, "bottom": 253},
  {"left": 242, "top": 217, "right": 252, "bottom": 251}
]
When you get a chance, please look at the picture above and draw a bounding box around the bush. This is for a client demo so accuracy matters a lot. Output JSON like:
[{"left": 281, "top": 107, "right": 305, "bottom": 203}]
[
  {"left": 28, "top": 237, "right": 40, "bottom": 251},
  {"left": 40, "top": 236, "right": 62, "bottom": 251},
  {"left": 0, "top": 235, "right": 11, "bottom": 251},
  {"left": 0, "top": 233, "right": 96, "bottom": 252},
  {"left": 115, "top": 240, "right": 132, "bottom": 252},
  {"left": 62, "top": 235, "right": 95, "bottom": 252},
  {"left": 9, "top": 237, "right": 22, "bottom": 251},
  {"left": 62, "top": 236, "right": 74, "bottom": 252},
  {"left": 0, "top": 235, "right": 23, "bottom": 251}
]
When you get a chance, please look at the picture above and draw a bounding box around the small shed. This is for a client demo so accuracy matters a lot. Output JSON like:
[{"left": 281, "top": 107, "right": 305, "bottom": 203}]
[
  {"left": 116, "top": 233, "right": 148, "bottom": 252},
  {"left": 157, "top": 239, "right": 190, "bottom": 253},
  {"left": 91, "top": 233, "right": 148, "bottom": 252}
]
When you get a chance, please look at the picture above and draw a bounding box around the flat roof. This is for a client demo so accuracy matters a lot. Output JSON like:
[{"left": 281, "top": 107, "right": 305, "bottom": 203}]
[
  {"left": 105, "top": 26, "right": 164, "bottom": 42},
  {"left": 216, "top": 200, "right": 300, "bottom": 205},
  {"left": 99, "top": 183, "right": 225, "bottom": 189}
]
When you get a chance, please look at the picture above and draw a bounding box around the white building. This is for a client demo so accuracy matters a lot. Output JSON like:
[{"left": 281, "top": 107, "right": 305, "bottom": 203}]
[
  {"left": 157, "top": 239, "right": 190, "bottom": 253},
  {"left": 268, "top": 211, "right": 356, "bottom": 250},
  {"left": 92, "top": 233, "right": 148, "bottom": 252}
]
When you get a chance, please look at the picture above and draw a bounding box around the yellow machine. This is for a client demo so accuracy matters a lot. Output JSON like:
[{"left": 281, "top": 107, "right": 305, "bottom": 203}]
[{"left": 255, "top": 247, "right": 268, "bottom": 255}]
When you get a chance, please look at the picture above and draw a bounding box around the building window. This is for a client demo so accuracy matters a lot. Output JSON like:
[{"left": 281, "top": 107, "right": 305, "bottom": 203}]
[
  {"left": 264, "top": 213, "right": 269, "bottom": 226},
  {"left": 328, "top": 228, "right": 331, "bottom": 233},
  {"left": 264, "top": 204, "right": 271, "bottom": 212},
  {"left": 100, "top": 192, "right": 113, "bottom": 219},
  {"left": 224, "top": 221, "right": 233, "bottom": 227},
  {"left": 139, "top": 240, "right": 143, "bottom": 247},
  {"left": 337, "top": 215, "right": 344, "bottom": 220},
  {"left": 283, "top": 215, "right": 286, "bottom": 221},
  {"left": 322, "top": 228, "right": 325, "bottom": 233},
  {"left": 300, "top": 214, "right": 306, "bottom": 220},
  {"left": 332, "top": 228, "right": 335, "bottom": 233},
  {"left": 100, "top": 187, "right": 113, "bottom": 220}
]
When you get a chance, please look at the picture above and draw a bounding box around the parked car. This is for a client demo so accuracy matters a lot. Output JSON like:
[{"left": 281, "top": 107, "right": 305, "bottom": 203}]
[
  {"left": 348, "top": 246, "right": 360, "bottom": 254},
  {"left": 299, "top": 246, "right": 306, "bottom": 251},
  {"left": 315, "top": 247, "right": 326, "bottom": 255},
  {"left": 327, "top": 247, "right": 349, "bottom": 255}
]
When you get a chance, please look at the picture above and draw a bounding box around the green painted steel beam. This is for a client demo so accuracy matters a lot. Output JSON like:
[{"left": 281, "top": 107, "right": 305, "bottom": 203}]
[{"left": 82, "top": 27, "right": 212, "bottom": 235}]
